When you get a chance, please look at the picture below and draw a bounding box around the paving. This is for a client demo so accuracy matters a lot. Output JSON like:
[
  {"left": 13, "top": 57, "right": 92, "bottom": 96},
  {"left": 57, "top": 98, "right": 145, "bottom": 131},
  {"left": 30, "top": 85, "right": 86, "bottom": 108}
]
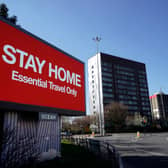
[{"left": 95, "top": 133, "right": 168, "bottom": 168}]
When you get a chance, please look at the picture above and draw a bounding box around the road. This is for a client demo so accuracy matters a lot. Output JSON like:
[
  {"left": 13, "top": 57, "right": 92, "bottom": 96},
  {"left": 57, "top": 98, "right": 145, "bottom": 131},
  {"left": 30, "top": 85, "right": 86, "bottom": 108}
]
[{"left": 95, "top": 133, "right": 168, "bottom": 168}]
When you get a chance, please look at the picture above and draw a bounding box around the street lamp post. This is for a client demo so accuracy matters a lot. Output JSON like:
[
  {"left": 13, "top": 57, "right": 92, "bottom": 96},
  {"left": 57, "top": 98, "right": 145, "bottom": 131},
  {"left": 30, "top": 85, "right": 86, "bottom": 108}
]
[{"left": 93, "top": 36, "right": 105, "bottom": 136}]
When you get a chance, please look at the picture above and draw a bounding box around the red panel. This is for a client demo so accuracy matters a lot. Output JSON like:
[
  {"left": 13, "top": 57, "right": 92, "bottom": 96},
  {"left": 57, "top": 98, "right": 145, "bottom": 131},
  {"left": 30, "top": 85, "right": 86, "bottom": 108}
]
[
  {"left": 0, "top": 20, "right": 85, "bottom": 113},
  {"left": 149, "top": 94, "right": 156, "bottom": 99}
]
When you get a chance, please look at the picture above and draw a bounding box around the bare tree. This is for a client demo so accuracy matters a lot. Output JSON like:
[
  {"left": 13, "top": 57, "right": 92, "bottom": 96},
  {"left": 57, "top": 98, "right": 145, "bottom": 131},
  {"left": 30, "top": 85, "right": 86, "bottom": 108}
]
[
  {"left": 61, "top": 117, "right": 72, "bottom": 133},
  {"left": 61, "top": 115, "right": 96, "bottom": 134},
  {"left": 104, "top": 102, "right": 128, "bottom": 132},
  {"left": 0, "top": 126, "right": 39, "bottom": 168}
]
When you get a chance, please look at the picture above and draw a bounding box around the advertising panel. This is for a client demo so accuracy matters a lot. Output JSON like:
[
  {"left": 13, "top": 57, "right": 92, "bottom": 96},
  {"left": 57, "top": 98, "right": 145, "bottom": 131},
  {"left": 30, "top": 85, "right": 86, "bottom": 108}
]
[{"left": 0, "top": 18, "right": 85, "bottom": 115}]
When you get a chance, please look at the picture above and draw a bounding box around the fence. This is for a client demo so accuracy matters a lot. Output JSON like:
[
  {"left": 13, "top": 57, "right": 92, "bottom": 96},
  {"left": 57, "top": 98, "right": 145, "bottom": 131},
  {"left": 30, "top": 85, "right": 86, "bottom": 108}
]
[{"left": 64, "top": 136, "right": 120, "bottom": 168}]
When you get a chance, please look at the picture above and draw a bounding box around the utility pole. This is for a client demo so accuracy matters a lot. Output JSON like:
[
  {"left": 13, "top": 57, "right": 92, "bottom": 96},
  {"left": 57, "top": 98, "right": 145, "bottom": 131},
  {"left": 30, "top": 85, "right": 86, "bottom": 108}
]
[
  {"left": 93, "top": 36, "right": 105, "bottom": 136},
  {"left": 93, "top": 36, "right": 101, "bottom": 54}
]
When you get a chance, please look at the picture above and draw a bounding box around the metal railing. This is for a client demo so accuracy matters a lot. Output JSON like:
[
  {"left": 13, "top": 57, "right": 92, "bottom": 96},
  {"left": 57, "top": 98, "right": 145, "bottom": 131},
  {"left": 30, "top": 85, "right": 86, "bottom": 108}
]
[{"left": 65, "top": 136, "right": 120, "bottom": 168}]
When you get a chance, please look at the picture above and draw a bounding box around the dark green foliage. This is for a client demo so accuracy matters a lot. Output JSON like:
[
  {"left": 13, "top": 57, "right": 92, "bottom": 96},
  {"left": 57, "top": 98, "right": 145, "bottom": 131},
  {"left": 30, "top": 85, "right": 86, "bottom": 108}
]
[
  {"left": 0, "top": 3, "right": 8, "bottom": 18},
  {"left": 8, "top": 15, "right": 17, "bottom": 24},
  {"left": 37, "top": 142, "right": 112, "bottom": 168},
  {"left": 0, "top": 3, "right": 17, "bottom": 24}
]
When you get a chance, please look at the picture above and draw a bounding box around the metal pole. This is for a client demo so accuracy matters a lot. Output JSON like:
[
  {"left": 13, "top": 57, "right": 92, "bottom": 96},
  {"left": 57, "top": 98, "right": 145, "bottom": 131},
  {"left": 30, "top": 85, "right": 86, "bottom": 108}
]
[{"left": 93, "top": 36, "right": 104, "bottom": 136}]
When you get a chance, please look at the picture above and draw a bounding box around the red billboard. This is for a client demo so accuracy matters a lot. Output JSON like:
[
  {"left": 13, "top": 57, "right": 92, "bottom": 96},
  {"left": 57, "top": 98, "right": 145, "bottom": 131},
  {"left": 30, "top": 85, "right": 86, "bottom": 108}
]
[{"left": 0, "top": 19, "right": 85, "bottom": 115}]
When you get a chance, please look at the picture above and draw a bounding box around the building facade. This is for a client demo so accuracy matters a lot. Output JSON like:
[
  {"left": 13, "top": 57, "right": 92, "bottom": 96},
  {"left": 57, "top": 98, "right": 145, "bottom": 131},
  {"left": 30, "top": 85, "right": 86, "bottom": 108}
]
[
  {"left": 150, "top": 92, "right": 168, "bottom": 120},
  {"left": 88, "top": 53, "right": 151, "bottom": 131}
]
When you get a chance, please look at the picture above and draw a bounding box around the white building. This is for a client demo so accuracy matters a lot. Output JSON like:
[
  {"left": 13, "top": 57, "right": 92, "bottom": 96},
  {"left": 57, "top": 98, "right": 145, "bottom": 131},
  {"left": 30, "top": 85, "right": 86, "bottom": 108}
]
[
  {"left": 88, "top": 53, "right": 104, "bottom": 134},
  {"left": 88, "top": 52, "right": 151, "bottom": 133}
]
